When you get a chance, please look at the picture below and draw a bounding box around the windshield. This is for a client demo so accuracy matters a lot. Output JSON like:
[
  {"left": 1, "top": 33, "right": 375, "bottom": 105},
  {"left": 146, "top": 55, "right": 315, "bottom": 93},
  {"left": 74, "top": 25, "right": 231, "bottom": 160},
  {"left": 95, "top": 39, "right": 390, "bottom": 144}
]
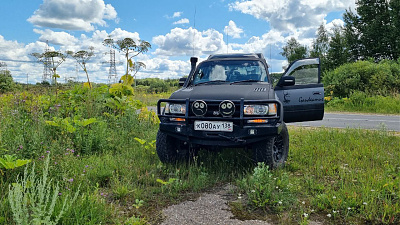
[{"left": 192, "top": 60, "right": 268, "bottom": 85}]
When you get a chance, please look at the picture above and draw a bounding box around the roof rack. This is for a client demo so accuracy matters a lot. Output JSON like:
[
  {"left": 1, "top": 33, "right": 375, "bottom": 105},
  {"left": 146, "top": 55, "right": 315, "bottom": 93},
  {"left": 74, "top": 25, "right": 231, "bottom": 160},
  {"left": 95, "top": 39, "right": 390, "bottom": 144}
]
[{"left": 208, "top": 53, "right": 265, "bottom": 60}]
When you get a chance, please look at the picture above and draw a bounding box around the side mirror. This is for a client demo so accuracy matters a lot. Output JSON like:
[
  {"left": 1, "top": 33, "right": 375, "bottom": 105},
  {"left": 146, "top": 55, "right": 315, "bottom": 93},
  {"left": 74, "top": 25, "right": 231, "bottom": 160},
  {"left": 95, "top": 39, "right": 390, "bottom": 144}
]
[
  {"left": 179, "top": 77, "right": 187, "bottom": 86},
  {"left": 278, "top": 76, "right": 295, "bottom": 86}
]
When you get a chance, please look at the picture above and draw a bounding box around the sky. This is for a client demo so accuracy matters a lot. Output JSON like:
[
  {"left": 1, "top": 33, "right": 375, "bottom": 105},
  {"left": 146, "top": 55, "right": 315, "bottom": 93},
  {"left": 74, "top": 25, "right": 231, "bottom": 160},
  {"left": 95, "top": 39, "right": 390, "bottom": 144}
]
[{"left": 0, "top": 0, "right": 355, "bottom": 84}]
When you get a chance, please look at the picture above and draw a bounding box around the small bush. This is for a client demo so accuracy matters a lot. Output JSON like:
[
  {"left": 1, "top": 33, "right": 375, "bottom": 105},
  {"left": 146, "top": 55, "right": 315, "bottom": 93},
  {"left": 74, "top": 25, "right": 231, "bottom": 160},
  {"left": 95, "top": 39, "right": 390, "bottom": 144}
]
[
  {"left": 0, "top": 70, "right": 15, "bottom": 94},
  {"left": 323, "top": 60, "right": 400, "bottom": 97},
  {"left": 239, "top": 163, "right": 296, "bottom": 211}
]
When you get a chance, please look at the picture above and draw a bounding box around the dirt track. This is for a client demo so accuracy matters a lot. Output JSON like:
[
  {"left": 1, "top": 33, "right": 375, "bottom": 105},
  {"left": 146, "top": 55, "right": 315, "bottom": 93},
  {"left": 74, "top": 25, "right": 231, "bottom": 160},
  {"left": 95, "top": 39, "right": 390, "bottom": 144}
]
[{"left": 160, "top": 184, "right": 271, "bottom": 225}]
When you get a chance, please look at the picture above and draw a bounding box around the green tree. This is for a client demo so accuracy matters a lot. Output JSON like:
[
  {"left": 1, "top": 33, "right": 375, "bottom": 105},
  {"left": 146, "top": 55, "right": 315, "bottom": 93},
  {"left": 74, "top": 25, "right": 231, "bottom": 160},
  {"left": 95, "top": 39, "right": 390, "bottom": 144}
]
[
  {"left": 343, "top": 9, "right": 362, "bottom": 62},
  {"left": 66, "top": 47, "right": 95, "bottom": 88},
  {"left": 344, "top": 0, "right": 399, "bottom": 61},
  {"left": 0, "top": 69, "right": 14, "bottom": 93},
  {"left": 390, "top": 0, "right": 400, "bottom": 59},
  {"left": 310, "top": 24, "right": 329, "bottom": 58},
  {"left": 326, "top": 25, "right": 349, "bottom": 71},
  {"left": 280, "top": 37, "right": 308, "bottom": 64},
  {"left": 357, "top": 0, "right": 393, "bottom": 60},
  {"left": 310, "top": 24, "right": 329, "bottom": 73}
]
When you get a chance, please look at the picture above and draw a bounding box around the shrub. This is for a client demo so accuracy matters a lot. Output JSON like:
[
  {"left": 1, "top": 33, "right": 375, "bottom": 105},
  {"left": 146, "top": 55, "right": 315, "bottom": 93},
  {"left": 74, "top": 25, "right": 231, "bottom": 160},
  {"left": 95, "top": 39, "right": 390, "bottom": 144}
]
[
  {"left": 0, "top": 70, "right": 15, "bottom": 93},
  {"left": 239, "top": 163, "right": 295, "bottom": 210},
  {"left": 323, "top": 60, "right": 400, "bottom": 97}
]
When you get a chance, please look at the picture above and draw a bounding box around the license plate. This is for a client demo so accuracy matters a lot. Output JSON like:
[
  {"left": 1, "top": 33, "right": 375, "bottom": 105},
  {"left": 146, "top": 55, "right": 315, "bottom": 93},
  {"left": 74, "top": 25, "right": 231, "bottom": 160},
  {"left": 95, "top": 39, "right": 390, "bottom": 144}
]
[{"left": 194, "top": 121, "right": 233, "bottom": 132}]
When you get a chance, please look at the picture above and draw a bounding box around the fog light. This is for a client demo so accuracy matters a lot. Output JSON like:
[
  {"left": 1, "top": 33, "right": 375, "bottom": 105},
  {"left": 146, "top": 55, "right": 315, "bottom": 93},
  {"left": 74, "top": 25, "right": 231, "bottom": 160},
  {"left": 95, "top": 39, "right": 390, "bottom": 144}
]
[
  {"left": 247, "top": 119, "right": 268, "bottom": 123},
  {"left": 170, "top": 118, "right": 185, "bottom": 122},
  {"left": 175, "top": 127, "right": 182, "bottom": 132},
  {"left": 249, "top": 129, "right": 256, "bottom": 135}
]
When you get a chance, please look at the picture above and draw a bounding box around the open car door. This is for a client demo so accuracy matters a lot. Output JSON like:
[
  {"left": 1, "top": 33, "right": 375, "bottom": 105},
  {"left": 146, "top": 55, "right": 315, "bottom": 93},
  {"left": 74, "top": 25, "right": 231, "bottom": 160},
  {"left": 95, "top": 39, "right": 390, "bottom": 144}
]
[{"left": 275, "top": 58, "right": 324, "bottom": 123}]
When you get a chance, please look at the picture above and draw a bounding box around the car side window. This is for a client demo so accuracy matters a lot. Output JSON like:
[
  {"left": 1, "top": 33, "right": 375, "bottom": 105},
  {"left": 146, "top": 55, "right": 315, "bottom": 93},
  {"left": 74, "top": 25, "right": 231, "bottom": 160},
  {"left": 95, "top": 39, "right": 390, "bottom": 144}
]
[{"left": 288, "top": 64, "right": 319, "bottom": 85}]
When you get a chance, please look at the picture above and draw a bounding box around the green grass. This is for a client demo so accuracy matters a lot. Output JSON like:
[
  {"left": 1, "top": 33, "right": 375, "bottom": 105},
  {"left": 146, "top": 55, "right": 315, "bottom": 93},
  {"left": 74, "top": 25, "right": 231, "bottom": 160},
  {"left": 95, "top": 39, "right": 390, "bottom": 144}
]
[
  {"left": 0, "top": 86, "right": 399, "bottom": 224},
  {"left": 325, "top": 92, "right": 400, "bottom": 115},
  {"left": 237, "top": 127, "right": 400, "bottom": 224}
]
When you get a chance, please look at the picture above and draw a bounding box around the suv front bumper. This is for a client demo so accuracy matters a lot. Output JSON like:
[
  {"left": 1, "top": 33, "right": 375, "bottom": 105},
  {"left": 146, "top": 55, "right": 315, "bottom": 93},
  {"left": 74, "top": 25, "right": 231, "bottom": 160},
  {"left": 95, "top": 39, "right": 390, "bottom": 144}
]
[{"left": 157, "top": 98, "right": 283, "bottom": 147}]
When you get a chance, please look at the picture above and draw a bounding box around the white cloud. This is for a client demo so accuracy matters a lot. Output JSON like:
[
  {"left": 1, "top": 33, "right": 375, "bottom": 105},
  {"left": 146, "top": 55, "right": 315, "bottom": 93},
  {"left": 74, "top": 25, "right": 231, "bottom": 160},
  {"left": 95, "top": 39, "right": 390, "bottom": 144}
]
[
  {"left": 137, "top": 56, "right": 191, "bottom": 79},
  {"left": 224, "top": 20, "right": 244, "bottom": 39},
  {"left": 173, "top": 18, "right": 190, "bottom": 25},
  {"left": 108, "top": 28, "right": 140, "bottom": 41},
  {"left": 326, "top": 19, "right": 345, "bottom": 32},
  {"left": 229, "top": 0, "right": 354, "bottom": 33},
  {"left": 152, "top": 27, "right": 226, "bottom": 56},
  {"left": 27, "top": 0, "right": 117, "bottom": 31},
  {"left": 34, "top": 29, "right": 78, "bottom": 46},
  {"left": 173, "top": 12, "right": 183, "bottom": 18},
  {"left": 231, "top": 29, "right": 285, "bottom": 53}
]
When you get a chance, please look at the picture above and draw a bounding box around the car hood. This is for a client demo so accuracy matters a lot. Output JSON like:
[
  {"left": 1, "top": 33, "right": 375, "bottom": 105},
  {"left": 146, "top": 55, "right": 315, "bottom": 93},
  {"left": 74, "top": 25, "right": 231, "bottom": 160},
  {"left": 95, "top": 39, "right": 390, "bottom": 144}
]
[{"left": 169, "top": 83, "right": 274, "bottom": 101}]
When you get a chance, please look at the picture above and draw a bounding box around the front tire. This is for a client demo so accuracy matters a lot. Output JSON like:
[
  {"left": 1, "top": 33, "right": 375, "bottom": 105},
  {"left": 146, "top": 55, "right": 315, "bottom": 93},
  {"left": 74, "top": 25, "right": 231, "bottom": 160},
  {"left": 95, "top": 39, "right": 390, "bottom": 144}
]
[
  {"left": 252, "top": 122, "right": 289, "bottom": 169},
  {"left": 156, "top": 130, "right": 190, "bottom": 163}
]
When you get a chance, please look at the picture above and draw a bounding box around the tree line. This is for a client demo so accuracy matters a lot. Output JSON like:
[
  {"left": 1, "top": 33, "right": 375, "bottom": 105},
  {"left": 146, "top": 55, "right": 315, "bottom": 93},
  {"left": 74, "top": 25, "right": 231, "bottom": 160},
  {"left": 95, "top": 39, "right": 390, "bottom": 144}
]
[{"left": 281, "top": 0, "right": 400, "bottom": 73}]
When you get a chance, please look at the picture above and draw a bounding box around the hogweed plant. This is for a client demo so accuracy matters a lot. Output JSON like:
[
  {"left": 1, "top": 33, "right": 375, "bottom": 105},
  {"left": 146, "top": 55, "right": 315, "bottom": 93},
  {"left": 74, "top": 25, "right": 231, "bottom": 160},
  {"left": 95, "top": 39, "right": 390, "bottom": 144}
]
[
  {"left": 0, "top": 154, "right": 31, "bottom": 174},
  {"left": 134, "top": 137, "right": 156, "bottom": 154},
  {"left": 8, "top": 155, "right": 79, "bottom": 225}
]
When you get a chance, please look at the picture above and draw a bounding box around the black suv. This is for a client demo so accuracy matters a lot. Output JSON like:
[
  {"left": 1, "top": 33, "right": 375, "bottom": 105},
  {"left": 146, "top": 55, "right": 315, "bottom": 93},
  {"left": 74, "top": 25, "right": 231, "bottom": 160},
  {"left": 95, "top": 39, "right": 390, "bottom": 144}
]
[{"left": 157, "top": 53, "right": 324, "bottom": 168}]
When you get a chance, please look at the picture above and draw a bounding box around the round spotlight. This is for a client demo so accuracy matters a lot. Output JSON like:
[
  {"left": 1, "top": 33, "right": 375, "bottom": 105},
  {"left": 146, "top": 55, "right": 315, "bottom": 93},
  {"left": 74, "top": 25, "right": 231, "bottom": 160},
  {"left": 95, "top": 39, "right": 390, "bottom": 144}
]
[
  {"left": 219, "top": 100, "right": 235, "bottom": 117},
  {"left": 192, "top": 100, "right": 207, "bottom": 116}
]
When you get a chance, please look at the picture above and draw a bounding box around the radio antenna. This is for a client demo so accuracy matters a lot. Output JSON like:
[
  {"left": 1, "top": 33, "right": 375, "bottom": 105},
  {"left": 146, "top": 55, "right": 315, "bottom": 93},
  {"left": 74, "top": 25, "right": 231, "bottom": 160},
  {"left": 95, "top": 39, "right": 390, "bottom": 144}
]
[
  {"left": 269, "top": 44, "right": 272, "bottom": 72},
  {"left": 192, "top": 6, "right": 196, "bottom": 56},
  {"left": 226, "top": 27, "right": 229, "bottom": 53}
]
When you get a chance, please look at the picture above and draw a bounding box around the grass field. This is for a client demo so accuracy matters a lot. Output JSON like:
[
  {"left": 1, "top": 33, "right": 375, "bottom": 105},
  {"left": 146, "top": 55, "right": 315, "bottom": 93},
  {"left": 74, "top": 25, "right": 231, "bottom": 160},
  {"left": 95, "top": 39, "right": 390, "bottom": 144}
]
[{"left": 0, "top": 86, "right": 399, "bottom": 224}]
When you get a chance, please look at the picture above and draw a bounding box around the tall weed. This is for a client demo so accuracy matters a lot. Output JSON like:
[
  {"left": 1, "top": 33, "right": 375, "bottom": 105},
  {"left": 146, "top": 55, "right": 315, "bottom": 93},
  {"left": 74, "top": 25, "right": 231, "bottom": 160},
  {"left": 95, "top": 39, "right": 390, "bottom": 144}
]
[{"left": 8, "top": 155, "right": 79, "bottom": 224}]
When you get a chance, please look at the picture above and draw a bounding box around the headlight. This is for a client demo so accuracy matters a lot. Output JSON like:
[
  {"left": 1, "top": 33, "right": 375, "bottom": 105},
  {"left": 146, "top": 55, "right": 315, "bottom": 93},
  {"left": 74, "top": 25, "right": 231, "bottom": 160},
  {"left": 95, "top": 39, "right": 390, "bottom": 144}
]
[
  {"left": 244, "top": 103, "right": 277, "bottom": 116},
  {"left": 244, "top": 105, "right": 268, "bottom": 115},
  {"left": 165, "top": 103, "right": 186, "bottom": 114}
]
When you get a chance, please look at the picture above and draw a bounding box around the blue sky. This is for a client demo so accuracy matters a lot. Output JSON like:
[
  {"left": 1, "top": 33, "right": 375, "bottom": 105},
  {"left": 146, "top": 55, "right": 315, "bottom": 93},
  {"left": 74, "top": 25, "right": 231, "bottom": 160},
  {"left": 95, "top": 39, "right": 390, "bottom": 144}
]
[{"left": 0, "top": 0, "right": 355, "bottom": 84}]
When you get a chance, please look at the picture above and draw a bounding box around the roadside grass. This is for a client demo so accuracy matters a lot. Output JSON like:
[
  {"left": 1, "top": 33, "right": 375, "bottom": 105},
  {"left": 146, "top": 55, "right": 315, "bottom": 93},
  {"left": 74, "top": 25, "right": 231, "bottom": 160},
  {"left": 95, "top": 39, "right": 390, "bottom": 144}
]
[
  {"left": 133, "top": 90, "right": 172, "bottom": 106},
  {"left": 325, "top": 92, "right": 400, "bottom": 115},
  {"left": 0, "top": 86, "right": 399, "bottom": 224},
  {"left": 237, "top": 127, "right": 400, "bottom": 224}
]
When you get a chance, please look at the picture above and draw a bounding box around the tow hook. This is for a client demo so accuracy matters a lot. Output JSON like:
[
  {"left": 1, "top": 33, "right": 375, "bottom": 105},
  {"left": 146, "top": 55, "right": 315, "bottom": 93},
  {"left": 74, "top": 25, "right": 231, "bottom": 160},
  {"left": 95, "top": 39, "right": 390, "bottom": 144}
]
[{"left": 218, "top": 134, "right": 246, "bottom": 143}]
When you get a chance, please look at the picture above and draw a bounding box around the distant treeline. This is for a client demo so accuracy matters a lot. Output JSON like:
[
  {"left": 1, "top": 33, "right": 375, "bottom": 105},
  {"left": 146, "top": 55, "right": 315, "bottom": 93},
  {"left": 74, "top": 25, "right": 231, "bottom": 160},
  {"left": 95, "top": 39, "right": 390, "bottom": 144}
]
[
  {"left": 135, "top": 78, "right": 179, "bottom": 93},
  {"left": 282, "top": 0, "right": 400, "bottom": 72}
]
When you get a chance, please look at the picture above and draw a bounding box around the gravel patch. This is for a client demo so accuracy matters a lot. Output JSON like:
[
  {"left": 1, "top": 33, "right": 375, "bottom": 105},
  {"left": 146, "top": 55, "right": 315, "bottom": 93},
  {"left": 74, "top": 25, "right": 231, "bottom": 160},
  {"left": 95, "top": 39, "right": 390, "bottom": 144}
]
[{"left": 160, "top": 184, "right": 271, "bottom": 225}]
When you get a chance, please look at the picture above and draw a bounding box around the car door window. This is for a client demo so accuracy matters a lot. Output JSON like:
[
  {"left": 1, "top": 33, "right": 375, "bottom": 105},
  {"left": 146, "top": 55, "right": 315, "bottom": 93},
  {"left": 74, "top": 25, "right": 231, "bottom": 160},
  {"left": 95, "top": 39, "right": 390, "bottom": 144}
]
[{"left": 288, "top": 64, "right": 319, "bottom": 85}]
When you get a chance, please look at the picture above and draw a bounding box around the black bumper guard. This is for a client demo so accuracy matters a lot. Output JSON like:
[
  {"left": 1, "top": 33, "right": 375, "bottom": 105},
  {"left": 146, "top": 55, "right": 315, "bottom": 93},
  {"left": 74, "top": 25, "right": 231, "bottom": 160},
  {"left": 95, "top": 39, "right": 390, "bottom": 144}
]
[{"left": 157, "top": 98, "right": 283, "bottom": 126}]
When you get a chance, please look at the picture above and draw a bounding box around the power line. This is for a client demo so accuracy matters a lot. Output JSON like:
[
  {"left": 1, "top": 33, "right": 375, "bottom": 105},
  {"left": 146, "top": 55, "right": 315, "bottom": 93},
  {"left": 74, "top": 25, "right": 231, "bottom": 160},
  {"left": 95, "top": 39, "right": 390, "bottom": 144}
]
[{"left": 0, "top": 59, "right": 37, "bottom": 63}]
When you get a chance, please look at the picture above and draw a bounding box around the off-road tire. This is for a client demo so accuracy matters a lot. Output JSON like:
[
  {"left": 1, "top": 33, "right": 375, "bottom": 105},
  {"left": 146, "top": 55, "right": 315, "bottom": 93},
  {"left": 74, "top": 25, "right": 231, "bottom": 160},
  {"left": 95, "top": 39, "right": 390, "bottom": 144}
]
[
  {"left": 252, "top": 122, "right": 289, "bottom": 169},
  {"left": 156, "top": 130, "right": 191, "bottom": 163}
]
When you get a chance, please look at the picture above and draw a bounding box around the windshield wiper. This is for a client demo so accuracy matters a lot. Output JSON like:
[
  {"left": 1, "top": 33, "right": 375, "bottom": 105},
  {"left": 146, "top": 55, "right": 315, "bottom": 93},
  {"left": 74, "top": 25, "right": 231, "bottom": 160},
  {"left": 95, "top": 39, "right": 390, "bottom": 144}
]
[
  {"left": 230, "top": 79, "right": 260, "bottom": 85},
  {"left": 194, "top": 80, "right": 228, "bottom": 86}
]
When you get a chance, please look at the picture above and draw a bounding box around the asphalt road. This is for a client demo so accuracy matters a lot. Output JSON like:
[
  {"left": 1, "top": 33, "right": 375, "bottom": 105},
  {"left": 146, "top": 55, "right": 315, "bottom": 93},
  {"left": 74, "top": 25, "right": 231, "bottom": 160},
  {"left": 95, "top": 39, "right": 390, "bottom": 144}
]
[
  {"left": 290, "top": 112, "right": 400, "bottom": 132},
  {"left": 148, "top": 107, "right": 400, "bottom": 132}
]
